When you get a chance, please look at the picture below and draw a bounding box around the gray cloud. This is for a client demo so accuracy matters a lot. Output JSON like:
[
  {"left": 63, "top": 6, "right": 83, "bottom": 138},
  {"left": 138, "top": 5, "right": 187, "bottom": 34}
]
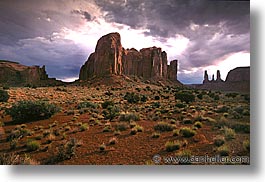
[{"left": 72, "top": 10, "right": 93, "bottom": 21}]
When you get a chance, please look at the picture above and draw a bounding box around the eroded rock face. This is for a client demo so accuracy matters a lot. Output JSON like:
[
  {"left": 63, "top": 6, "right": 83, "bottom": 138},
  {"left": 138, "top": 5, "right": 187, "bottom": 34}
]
[
  {"left": 0, "top": 60, "right": 48, "bottom": 86},
  {"left": 0, "top": 60, "right": 62, "bottom": 87},
  {"left": 79, "top": 32, "right": 179, "bottom": 82},
  {"left": 94, "top": 32, "right": 123, "bottom": 77},
  {"left": 167, "top": 60, "right": 178, "bottom": 81},
  {"left": 226, "top": 67, "right": 250, "bottom": 82},
  {"left": 197, "top": 67, "right": 250, "bottom": 93}
]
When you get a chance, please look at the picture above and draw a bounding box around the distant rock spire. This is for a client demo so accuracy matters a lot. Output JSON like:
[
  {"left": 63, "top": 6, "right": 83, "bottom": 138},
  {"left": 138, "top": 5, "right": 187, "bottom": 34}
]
[
  {"left": 216, "top": 70, "right": 224, "bottom": 82},
  {"left": 203, "top": 70, "right": 209, "bottom": 83},
  {"left": 211, "top": 74, "right": 215, "bottom": 81}
]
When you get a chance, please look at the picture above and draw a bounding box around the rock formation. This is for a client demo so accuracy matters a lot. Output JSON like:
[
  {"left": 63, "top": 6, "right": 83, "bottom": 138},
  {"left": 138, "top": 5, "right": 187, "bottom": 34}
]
[
  {"left": 198, "top": 67, "right": 250, "bottom": 93},
  {"left": 79, "top": 32, "right": 178, "bottom": 82},
  {"left": 0, "top": 60, "right": 62, "bottom": 87}
]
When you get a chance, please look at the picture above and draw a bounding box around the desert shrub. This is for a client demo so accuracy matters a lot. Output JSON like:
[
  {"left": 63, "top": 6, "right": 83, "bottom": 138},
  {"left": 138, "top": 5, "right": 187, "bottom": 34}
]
[
  {"left": 231, "top": 111, "right": 243, "bottom": 119},
  {"left": 243, "top": 140, "right": 250, "bottom": 152},
  {"left": 234, "top": 106, "right": 244, "bottom": 114},
  {"left": 243, "top": 94, "right": 250, "bottom": 102},
  {"left": 119, "top": 112, "right": 140, "bottom": 122},
  {"left": 175, "top": 92, "right": 195, "bottom": 103},
  {"left": 55, "top": 138, "right": 77, "bottom": 162},
  {"left": 134, "top": 125, "right": 144, "bottom": 132},
  {"left": 77, "top": 101, "right": 98, "bottom": 109},
  {"left": 0, "top": 89, "right": 9, "bottom": 102},
  {"left": 114, "top": 123, "right": 128, "bottom": 131},
  {"left": 231, "top": 123, "right": 250, "bottom": 133},
  {"left": 129, "top": 121, "right": 137, "bottom": 128},
  {"left": 140, "top": 95, "right": 148, "bottom": 102},
  {"left": 80, "top": 123, "right": 89, "bottom": 131},
  {"left": 165, "top": 141, "right": 181, "bottom": 152},
  {"left": 101, "top": 100, "right": 114, "bottom": 109},
  {"left": 103, "top": 105, "right": 120, "bottom": 121},
  {"left": 197, "top": 93, "right": 203, "bottom": 100},
  {"left": 130, "top": 128, "right": 137, "bottom": 135},
  {"left": 154, "top": 95, "right": 160, "bottom": 100},
  {"left": 26, "top": 140, "right": 40, "bottom": 151},
  {"left": 225, "top": 93, "right": 238, "bottom": 98},
  {"left": 154, "top": 122, "right": 175, "bottom": 132},
  {"left": 213, "top": 136, "right": 225, "bottom": 147},
  {"left": 6, "top": 101, "right": 60, "bottom": 123},
  {"left": 151, "top": 102, "right": 161, "bottom": 108},
  {"left": 151, "top": 132, "right": 160, "bottom": 138},
  {"left": 180, "top": 127, "right": 196, "bottom": 138},
  {"left": 224, "top": 127, "right": 236, "bottom": 140},
  {"left": 175, "top": 103, "right": 186, "bottom": 108},
  {"left": 216, "top": 105, "right": 229, "bottom": 113},
  {"left": 183, "top": 118, "right": 193, "bottom": 124},
  {"left": 194, "top": 121, "right": 203, "bottom": 128},
  {"left": 6, "top": 127, "right": 31, "bottom": 141},
  {"left": 0, "top": 153, "right": 39, "bottom": 165},
  {"left": 103, "top": 126, "right": 112, "bottom": 132},
  {"left": 124, "top": 92, "right": 140, "bottom": 104},
  {"left": 217, "top": 145, "right": 230, "bottom": 156},
  {"left": 99, "top": 144, "right": 106, "bottom": 151},
  {"left": 10, "top": 139, "right": 18, "bottom": 149},
  {"left": 172, "top": 129, "right": 179, "bottom": 136},
  {"left": 213, "top": 94, "right": 220, "bottom": 100},
  {"left": 109, "top": 137, "right": 117, "bottom": 145}
]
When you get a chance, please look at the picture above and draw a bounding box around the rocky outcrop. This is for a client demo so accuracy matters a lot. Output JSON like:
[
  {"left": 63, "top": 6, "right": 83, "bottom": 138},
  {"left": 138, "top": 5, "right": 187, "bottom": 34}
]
[
  {"left": 167, "top": 60, "right": 178, "bottom": 81},
  {"left": 197, "top": 67, "right": 250, "bottom": 93},
  {"left": 79, "top": 32, "right": 178, "bottom": 82},
  {"left": 226, "top": 67, "right": 250, "bottom": 82},
  {"left": 0, "top": 60, "right": 62, "bottom": 87}
]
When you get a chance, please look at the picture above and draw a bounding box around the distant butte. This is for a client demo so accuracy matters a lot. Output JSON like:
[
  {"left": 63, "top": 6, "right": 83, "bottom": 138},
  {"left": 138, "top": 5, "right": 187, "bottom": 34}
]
[
  {"left": 79, "top": 32, "right": 179, "bottom": 83},
  {"left": 0, "top": 60, "right": 62, "bottom": 87},
  {"left": 193, "top": 67, "right": 250, "bottom": 93}
]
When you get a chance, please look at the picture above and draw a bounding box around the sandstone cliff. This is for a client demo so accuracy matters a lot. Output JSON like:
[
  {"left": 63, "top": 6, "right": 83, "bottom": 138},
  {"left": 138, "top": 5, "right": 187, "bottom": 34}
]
[
  {"left": 0, "top": 60, "right": 62, "bottom": 87},
  {"left": 79, "top": 32, "right": 178, "bottom": 82},
  {"left": 196, "top": 67, "right": 250, "bottom": 93}
]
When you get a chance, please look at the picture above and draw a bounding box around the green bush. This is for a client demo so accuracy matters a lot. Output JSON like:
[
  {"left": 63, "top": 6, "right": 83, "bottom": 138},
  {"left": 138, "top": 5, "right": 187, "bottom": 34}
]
[
  {"left": 77, "top": 101, "right": 98, "bottom": 109},
  {"left": 217, "top": 145, "right": 230, "bottom": 156},
  {"left": 224, "top": 127, "right": 236, "bottom": 140},
  {"left": 101, "top": 100, "right": 114, "bottom": 109},
  {"left": 180, "top": 127, "right": 196, "bottom": 138},
  {"left": 165, "top": 141, "right": 181, "bottom": 152},
  {"left": 26, "top": 140, "right": 40, "bottom": 151},
  {"left": 6, "top": 100, "right": 60, "bottom": 123},
  {"left": 0, "top": 89, "right": 9, "bottom": 102},
  {"left": 154, "top": 122, "right": 175, "bottom": 132},
  {"left": 103, "top": 105, "right": 120, "bottom": 121},
  {"left": 151, "top": 132, "right": 160, "bottom": 138},
  {"left": 124, "top": 92, "right": 140, "bottom": 104},
  {"left": 213, "top": 136, "right": 225, "bottom": 147},
  {"left": 119, "top": 112, "right": 140, "bottom": 122},
  {"left": 175, "top": 92, "right": 195, "bottom": 103},
  {"left": 243, "top": 140, "right": 250, "bottom": 152},
  {"left": 194, "top": 121, "right": 203, "bottom": 128}
]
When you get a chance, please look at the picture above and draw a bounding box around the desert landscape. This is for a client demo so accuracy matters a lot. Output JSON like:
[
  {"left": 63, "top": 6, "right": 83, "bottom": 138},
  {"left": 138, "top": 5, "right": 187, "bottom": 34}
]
[{"left": 0, "top": 32, "right": 250, "bottom": 165}]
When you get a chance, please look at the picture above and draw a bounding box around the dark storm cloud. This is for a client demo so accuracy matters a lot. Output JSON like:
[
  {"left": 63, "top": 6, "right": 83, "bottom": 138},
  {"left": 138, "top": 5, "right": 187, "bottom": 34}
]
[
  {"left": 95, "top": 0, "right": 249, "bottom": 37},
  {"left": 96, "top": 0, "right": 250, "bottom": 76},
  {"left": 0, "top": 36, "right": 89, "bottom": 79},
  {"left": 72, "top": 10, "right": 93, "bottom": 21}
]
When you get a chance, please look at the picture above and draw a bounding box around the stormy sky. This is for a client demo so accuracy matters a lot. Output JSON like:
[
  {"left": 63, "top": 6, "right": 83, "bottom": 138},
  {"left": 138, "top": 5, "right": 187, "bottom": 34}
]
[{"left": 0, "top": 0, "right": 250, "bottom": 84}]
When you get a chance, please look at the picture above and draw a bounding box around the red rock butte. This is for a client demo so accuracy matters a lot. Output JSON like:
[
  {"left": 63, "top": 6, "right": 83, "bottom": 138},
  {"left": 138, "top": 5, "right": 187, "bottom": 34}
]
[{"left": 79, "top": 32, "right": 178, "bottom": 82}]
